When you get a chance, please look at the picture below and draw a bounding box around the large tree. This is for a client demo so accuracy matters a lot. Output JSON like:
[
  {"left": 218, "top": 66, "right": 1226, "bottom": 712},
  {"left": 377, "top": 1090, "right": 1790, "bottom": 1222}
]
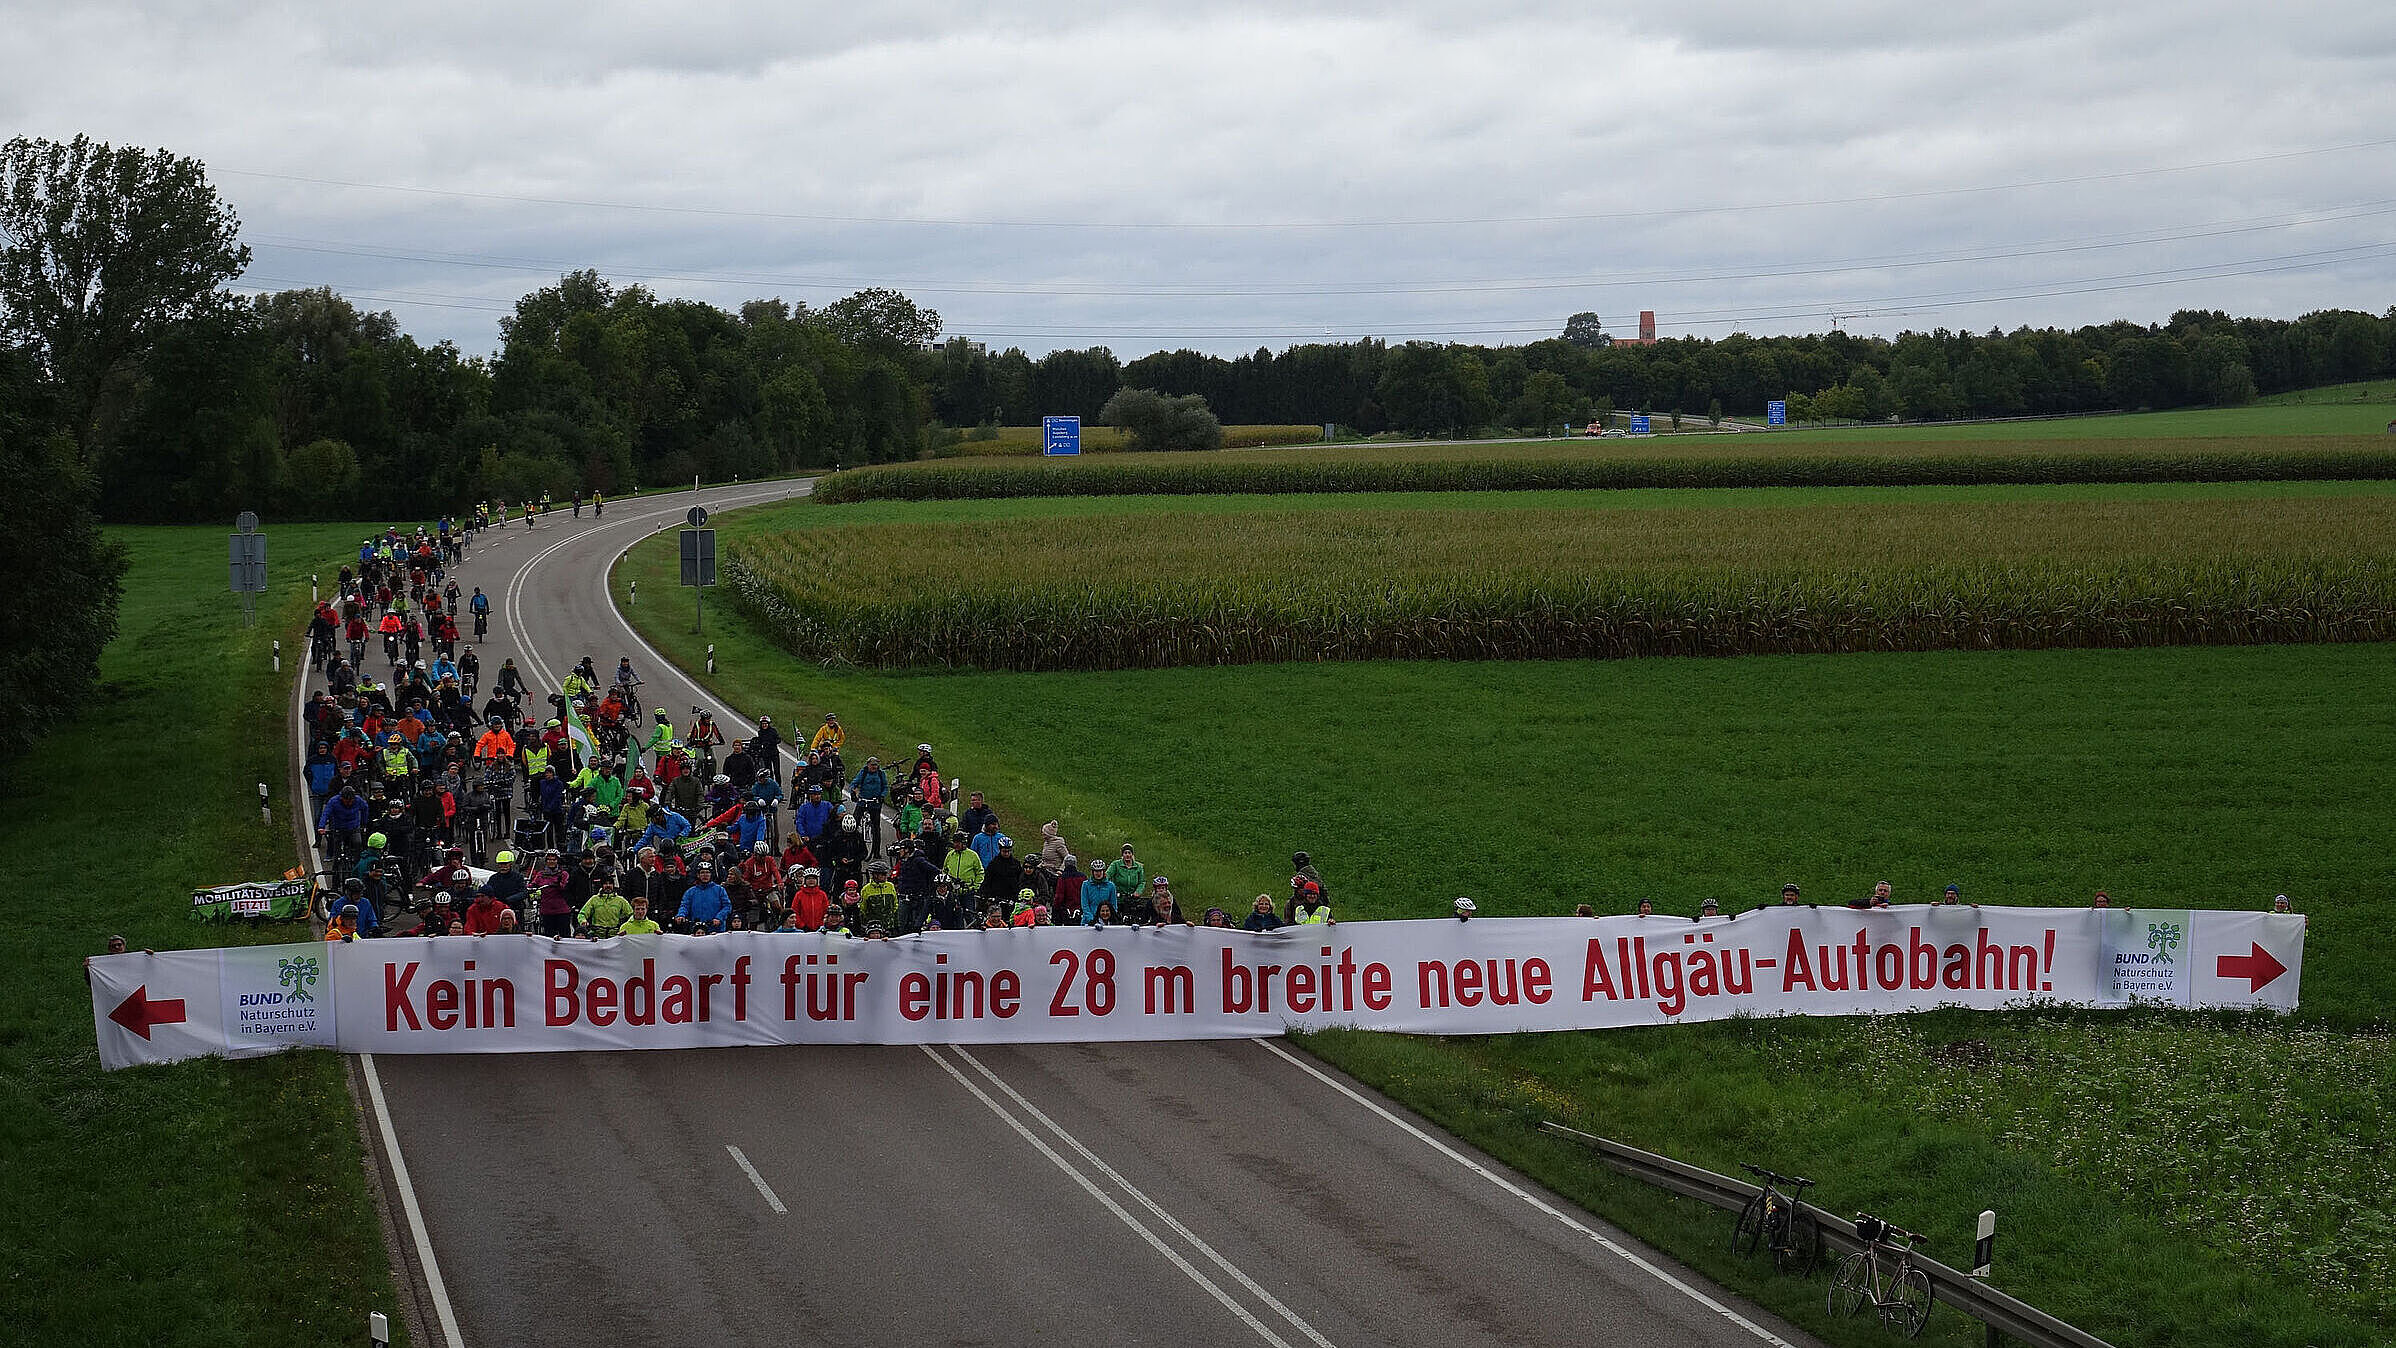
[
  {"left": 0, "top": 135, "right": 250, "bottom": 451},
  {"left": 0, "top": 343, "right": 127, "bottom": 757}
]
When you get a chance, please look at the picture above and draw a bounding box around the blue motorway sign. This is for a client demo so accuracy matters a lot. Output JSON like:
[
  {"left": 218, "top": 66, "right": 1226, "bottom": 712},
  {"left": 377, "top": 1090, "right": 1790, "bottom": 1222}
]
[
  {"left": 1629, "top": 415, "right": 1651, "bottom": 434},
  {"left": 1042, "top": 415, "right": 1082, "bottom": 456},
  {"left": 1767, "top": 400, "right": 1787, "bottom": 426}
]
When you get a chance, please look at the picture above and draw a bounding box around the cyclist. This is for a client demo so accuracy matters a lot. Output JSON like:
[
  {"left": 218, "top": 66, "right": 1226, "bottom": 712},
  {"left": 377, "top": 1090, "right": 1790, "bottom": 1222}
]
[
  {"left": 687, "top": 711, "right": 725, "bottom": 776},
  {"left": 317, "top": 784, "right": 369, "bottom": 864},
  {"left": 641, "top": 709, "right": 674, "bottom": 772},
  {"left": 572, "top": 492, "right": 584, "bottom": 519},
  {"left": 592, "top": 489, "right": 605, "bottom": 518},
  {"left": 494, "top": 657, "right": 529, "bottom": 704},
  {"left": 469, "top": 586, "right": 490, "bottom": 638},
  {"left": 458, "top": 647, "right": 480, "bottom": 697},
  {"left": 612, "top": 657, "right": 643, "bottom": 712},
  {"left": 562, "top": 659, "right": 597, "bottom": 701}
]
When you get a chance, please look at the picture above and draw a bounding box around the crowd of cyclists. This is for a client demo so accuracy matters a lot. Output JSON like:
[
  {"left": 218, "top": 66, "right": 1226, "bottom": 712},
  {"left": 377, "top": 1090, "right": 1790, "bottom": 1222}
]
[{"left": 301, "top": 502, "right": 1335, "bottom": 943}]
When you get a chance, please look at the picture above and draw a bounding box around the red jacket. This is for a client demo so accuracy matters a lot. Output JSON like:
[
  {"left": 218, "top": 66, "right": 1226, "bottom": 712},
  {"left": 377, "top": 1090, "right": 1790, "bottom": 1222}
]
[{"left": 464, "top": 896, "right": 512, "bottom": 934}]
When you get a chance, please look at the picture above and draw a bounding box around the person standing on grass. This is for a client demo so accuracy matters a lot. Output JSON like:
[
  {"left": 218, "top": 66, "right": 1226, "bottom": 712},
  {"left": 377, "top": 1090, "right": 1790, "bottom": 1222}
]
[
  {"left": 959, "top": 790, "right": 999, "bottom": 839},
  {"left": 970, "top": 819, "right": 1004, "bottom": 867},
  {"left": 980, "top": 836, "right": 1026, "bottom": 909},
  {"left": 1080, "top": 865, "right": 1117, "bottom": 926},
  {"left": 1106, "top": 845, "right": 1146, "bottom": 909},
  {"left": 944, "top": 833, "right": 984, "bottom": 896},
  {"left": 1034, "top": 821, "right": 1068, "bottom": 900},
  {"left": 850, "top": 756, "right": 890, "bottom": 854}
]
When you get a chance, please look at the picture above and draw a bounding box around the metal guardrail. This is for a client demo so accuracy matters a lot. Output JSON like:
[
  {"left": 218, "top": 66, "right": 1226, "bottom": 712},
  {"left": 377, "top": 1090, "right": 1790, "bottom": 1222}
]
[{"left": 1538, "top": 1122, "right": 2115, "bottom": 1348}]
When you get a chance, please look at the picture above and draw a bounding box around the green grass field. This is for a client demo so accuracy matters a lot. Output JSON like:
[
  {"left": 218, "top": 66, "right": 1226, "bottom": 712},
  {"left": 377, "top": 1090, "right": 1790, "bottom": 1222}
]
[
  {"left": 1761, "top": 393, "right": 2396, "bottom": 442},
  {"left": 618, "top": 499, "right": 2396, "bottom": 1345},
  {"left": 722, "top": 486, "right": 2396, "bottom": 668},
  {"left": 0, "top": 525, "right": 407, "bottom": 1348}
]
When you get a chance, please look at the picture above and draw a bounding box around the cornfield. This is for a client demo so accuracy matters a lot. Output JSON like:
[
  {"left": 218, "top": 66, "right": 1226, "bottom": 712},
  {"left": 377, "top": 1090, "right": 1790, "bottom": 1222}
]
[
  {"left": 813, "top": 435, "right": 2396, "bottom": 502},
  {"left": 725, "top": 494, "right": 2396, "bottom": 670},
  {"left": 931, "top": 424, "right": 1327, "bottom": 457}
]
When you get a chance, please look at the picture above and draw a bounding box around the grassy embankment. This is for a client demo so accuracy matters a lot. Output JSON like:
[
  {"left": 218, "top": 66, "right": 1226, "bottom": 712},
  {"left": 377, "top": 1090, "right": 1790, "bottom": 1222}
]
[
  {"left": 616, "top": 484, "right": 2395, "bottom": 1348},
  {"left": 0, "top": 526, "right": 406, "bottom": 1348}
]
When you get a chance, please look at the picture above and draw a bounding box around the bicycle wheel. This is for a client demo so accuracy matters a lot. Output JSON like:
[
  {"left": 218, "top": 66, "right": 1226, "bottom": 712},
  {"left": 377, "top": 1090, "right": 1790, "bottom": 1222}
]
[
  {"left": 1826, "top": 1252, "right": 1871, "bottom": 1318},
  {"left": 1731, "top": 1196, "right": 1766, "bottom": 1258},
  {"left": 1775, "top": 1209, "right": 1822, "bottom": 1279},
  {"left": 1887, "top": 1266, "right": 1932, "bottom": 1338}
]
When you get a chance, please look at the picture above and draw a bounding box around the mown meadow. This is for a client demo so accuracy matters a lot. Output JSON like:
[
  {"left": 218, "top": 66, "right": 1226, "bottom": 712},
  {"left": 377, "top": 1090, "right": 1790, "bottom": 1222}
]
[
  {"left": 618, "top": 470, "right": 2396, "bottom": 1348},
  {"left": 930, "top": 422, "right": 1328, "bottom": 455},
  {"left": 725, "top": 489, "right": 2396, "bottom": 669}
]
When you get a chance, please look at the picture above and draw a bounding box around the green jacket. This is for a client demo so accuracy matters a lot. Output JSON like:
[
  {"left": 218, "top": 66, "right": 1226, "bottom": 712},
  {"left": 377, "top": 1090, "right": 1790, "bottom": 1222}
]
[
  {"left": 1106, "top": 858, "right": 1146, "bottom": 899},
  {"left": 579, "top": 890, "right": 635, "bottom": 936}
]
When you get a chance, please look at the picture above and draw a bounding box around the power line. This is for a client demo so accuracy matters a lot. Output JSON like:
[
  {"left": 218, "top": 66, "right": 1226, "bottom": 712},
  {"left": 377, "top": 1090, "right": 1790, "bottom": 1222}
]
[
  {"left": 244, "top": 197, "right": 2396, "bottom": 302},
  {"left": 214, "top": 136, "right": 2396, "bottom": 231}
]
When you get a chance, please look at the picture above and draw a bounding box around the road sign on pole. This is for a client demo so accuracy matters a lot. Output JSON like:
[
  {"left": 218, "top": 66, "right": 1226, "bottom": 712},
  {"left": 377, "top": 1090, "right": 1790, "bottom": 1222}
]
[
  {"left": 1042, "top": 416, "right": 1081, "bottom": 456},
  {"left": 687, "top": 506, "right": 709, "bottom": 528},
  {"left": 1628, "top": 415, "right": 1652, "bottom": 435},
  {"left": 1767, "top": 400, "right": 1788, "bottom": 427},
  {"left": 229, "top": 513, "right": 267, "bottom": 627},
  {"left": 680, "top": 527, "right": 717, "bottom": 634}
]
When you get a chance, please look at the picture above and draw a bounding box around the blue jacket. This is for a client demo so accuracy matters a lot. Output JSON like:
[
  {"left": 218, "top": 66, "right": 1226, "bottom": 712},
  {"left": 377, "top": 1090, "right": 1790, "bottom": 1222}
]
[
  {"left": 306, "top": 760, "right": 337, "bottom": 797},
  {"left": 794, "top": 797, "right": 833, "bottom": 838},
  {"left": 318, "top": 793, "right": 369, "bottom": 831},
  {"left": 478, "top": 870, "right": 527, "bottom": 905},
  {"left": 678, "top": 882, "right": 731, "bottom": 929},
  {"left": 539, "top": 775, "right": 567, "bottom": 814},
  {"left": 1081, "top": 877, "right": 1117, "bottom": 925},
  {"left": 637, "top": 810, "right": 691, "bottom": 853},
  {"left": 849, "top": 767, "right": 888, "bottom": 802},
  {"left": 748, "top": 777, "right": 785, "bottom": 808},
  {"left": 970, "top": 831, "right": 1003, "bottom": 866},
  {"left": 735, "top": 812, "right": 772, "bottom": 850}
]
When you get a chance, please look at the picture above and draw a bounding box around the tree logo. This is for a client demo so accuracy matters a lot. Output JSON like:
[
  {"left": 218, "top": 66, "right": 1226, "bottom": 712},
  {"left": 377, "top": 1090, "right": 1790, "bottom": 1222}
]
[
  {"left": 277, "top": 955, "right": 321, "bottom": 1003},
  {"left": 2145, "top": 922, "right": 2182, "bottom": 965}
]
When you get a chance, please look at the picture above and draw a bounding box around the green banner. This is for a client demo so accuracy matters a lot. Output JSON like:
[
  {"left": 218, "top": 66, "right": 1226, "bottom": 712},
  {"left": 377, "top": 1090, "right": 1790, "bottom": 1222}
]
[{"left": 190, "top": 878, "right": 313, "bottom": 922}]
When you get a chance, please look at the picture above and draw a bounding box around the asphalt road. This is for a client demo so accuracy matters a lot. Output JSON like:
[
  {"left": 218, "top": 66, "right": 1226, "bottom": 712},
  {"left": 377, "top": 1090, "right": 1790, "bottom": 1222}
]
[{"left": 312, "top": 482, "right": 1819, "bottom": 1348}]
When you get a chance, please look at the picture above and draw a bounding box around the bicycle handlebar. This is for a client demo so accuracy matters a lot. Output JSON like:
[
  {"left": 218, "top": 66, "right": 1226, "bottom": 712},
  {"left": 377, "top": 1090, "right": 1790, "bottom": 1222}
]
[{"left": 1739, "top": 1163, "right": 1816, "bottom": 1188}]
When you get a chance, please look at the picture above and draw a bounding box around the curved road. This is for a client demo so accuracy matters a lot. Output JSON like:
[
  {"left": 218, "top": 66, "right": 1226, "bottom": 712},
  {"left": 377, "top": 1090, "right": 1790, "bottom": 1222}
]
[{"left": 312, "top": 482, "right": 1819, "bottom": 1348}]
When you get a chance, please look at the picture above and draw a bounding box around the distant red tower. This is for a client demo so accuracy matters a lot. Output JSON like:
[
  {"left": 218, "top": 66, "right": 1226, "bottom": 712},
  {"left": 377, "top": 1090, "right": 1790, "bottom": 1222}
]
[{"left": 1639, "top": 310, "right": 1656, "bottom": 342}]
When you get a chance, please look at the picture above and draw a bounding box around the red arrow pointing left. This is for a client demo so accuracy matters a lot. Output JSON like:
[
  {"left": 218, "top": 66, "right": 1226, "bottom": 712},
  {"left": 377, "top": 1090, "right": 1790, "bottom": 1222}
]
[{"left": 108, "top": 985, "right": 187, "bottom": 1040}]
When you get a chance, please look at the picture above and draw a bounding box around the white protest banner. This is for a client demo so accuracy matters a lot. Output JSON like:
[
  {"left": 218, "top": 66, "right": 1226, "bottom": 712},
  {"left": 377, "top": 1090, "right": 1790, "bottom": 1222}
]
[{"left": 90, "top": 906, "right": 2305, "bottom": 1069}]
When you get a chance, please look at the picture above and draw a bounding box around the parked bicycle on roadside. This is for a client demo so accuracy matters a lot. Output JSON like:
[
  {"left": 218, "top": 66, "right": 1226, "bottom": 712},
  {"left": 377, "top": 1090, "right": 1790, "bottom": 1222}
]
[
  {"left": 1731, "top": 1162, "right": 1821, "bottom": 1277},
  {"left": 1827, "top": 1213, "right": 1933, "bottom": 1338}
]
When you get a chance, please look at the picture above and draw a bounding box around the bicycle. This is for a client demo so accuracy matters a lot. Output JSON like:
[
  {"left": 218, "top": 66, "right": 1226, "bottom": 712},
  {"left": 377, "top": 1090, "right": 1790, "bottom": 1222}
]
[
  {"left": 1731, "top": 1163, "right": 1821, "bottom": 1277},
  {"left": 1827, "top": 1214, "right": 1933, "bottom": 1338}
]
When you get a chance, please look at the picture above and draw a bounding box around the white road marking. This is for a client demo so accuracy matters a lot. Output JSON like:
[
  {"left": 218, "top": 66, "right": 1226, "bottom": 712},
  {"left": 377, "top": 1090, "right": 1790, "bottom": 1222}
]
[
  {"left": 952, "top": 1047, "right": 1339, "bottom": 1348},
  {"left": 1250, "top": 1039, "right": 1798, "bottom": 1347},
  {"left": 920, "top": 1045, "right": 1298, "bottom": 1348},
  {"left": 362, "top": 1054, "right": 467, "bottom": 1348},
  {"left": 724, "top": 1143, "right": 788, "bottom": 1215}
]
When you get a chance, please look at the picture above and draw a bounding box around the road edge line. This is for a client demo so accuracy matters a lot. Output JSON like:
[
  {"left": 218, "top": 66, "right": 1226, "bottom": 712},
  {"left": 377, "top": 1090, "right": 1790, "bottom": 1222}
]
[
  {"left": 723, "top": 1143, "right": 789, "bottom": 1215},
  {"left": 1249, "top": 1038, "right": 1798, "bottom": 1348},
  {"left": 361, "top": 1052, "right": 466, "bottom": 1348}
]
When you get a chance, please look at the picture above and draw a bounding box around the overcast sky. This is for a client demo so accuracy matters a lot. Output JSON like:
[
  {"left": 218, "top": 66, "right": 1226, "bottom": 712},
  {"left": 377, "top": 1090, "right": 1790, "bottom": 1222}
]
[{"left": 7, "top": 1, "right": 2394, "bottom": 357}]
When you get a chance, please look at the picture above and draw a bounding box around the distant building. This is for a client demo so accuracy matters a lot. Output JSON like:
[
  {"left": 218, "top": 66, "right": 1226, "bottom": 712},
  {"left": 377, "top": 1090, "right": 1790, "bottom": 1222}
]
[{"left": 1610, "top": 310, "right": 1659, "bottom": 347}]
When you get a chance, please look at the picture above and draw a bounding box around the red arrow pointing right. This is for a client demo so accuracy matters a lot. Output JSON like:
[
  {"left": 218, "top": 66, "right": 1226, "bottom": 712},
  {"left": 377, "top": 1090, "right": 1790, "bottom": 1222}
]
[
  {"left": 107, "top": 985, "right": 188, "bottom": 1040},
  {"left": 2215, "top": 943, "right": 2288, "bottom": 993}
]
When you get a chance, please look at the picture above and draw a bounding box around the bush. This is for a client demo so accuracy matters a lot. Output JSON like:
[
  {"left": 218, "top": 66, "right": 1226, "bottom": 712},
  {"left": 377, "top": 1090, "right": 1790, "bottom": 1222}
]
[{"left": 1098, "top": 387, "right": 1224, "bottom": 452}]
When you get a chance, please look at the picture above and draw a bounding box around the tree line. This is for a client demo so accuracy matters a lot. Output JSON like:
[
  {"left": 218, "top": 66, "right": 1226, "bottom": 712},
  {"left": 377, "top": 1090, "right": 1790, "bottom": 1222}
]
[{"left": 925, "top": 307, "right": 2396, "bottom": 438}]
